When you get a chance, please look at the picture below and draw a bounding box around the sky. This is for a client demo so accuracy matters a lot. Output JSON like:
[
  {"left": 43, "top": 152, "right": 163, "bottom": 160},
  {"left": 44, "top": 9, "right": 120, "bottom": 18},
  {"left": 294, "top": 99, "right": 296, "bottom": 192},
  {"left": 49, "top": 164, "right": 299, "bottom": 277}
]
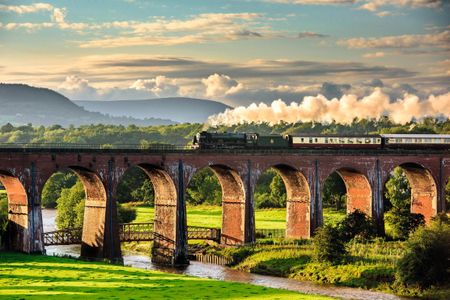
[{"left": 0, "top": 0, "right": 449, "bottom": 108}]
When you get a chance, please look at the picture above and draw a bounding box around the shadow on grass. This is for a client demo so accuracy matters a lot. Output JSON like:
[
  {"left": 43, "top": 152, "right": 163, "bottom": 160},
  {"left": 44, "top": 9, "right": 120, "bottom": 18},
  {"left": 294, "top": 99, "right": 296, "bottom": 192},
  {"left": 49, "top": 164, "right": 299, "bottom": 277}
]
[{"left": 0, "top": 252, "right": 314, "bottom": 300}]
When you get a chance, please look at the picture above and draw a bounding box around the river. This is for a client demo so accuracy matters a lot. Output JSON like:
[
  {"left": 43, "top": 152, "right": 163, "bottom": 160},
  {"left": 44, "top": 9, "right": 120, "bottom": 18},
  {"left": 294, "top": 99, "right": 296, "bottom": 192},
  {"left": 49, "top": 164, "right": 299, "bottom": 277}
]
[{"left": 43, "top": 209, "right": 406, "bottom": 300}]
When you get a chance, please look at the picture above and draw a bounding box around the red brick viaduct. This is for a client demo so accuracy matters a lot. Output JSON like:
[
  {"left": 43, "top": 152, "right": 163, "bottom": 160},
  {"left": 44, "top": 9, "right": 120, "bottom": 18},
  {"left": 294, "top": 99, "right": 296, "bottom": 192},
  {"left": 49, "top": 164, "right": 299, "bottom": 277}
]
[{"left": 0, "top": 147, "right": 449, "bottom": 265}]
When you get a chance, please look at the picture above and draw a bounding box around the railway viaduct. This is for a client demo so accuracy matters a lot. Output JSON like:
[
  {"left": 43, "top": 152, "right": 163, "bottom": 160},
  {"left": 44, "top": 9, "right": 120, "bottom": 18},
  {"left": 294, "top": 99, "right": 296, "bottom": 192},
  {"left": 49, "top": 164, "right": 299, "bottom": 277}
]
[{"left": 0, "top": 147, "right": 449, "bottom": 265}]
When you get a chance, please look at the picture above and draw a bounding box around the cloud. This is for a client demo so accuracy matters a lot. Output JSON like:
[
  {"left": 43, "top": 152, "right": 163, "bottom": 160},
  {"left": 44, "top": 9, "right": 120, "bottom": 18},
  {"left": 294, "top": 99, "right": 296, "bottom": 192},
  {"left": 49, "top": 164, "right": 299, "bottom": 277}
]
[
  {"left": 202, "top": 74, "right": 243, "bottom": 98},
  {"left": 0, "top": 3, "right": 54, "bottom": 14},
  {"left": 207, "top": 88, "right": 450, "bottom": 126},
  {"left": 363, "top": 51, "right": 386, "bottom": 58},
  {"left": 130, "top": 76, "right": 180, "bottom": 97},
  {"left": 339, "top": 30, "right": 450, "bottom": 49},
  {"left": 359, "top": 0, "right": 443, "bottom": 12},
  {"left": 297, "top": 31, "right": 329, "bottom": 39}
]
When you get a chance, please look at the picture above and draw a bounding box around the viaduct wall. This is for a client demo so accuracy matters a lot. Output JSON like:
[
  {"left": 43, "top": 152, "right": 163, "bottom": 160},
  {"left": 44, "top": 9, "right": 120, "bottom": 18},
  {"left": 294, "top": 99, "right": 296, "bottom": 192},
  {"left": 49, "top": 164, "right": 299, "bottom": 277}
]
[{"left": 0, "top": 149, "right": 448, "bottom": 265}]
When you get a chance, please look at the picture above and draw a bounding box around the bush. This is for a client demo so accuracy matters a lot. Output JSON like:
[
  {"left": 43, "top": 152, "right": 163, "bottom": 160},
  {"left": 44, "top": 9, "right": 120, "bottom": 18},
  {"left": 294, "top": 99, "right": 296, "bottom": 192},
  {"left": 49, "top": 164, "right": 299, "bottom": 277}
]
[
  {"left": 337, "top": 210, "right": 377, "bottom": 242},
  {"left": 117, "top": 204, "right": 137, "bottom": 223},
  {"left": 396, "top": 218, "right": 450, "bottom": 288},
  {"left": 385, "top": 208, "right": 425, "bottom": 240},
  {"left": 312, "top": 226, "right": 347, "bottom": 264}
]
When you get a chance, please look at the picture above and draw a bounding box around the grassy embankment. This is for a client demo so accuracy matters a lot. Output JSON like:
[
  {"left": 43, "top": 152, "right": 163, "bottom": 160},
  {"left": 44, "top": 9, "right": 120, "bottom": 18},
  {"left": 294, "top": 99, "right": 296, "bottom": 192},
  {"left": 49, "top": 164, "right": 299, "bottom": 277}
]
[
  {"left": 123, "top": 205, "right": 449, "bottom": 298},
  {"left": 0, "top": 252, "right": 332, "bottom": 300}
]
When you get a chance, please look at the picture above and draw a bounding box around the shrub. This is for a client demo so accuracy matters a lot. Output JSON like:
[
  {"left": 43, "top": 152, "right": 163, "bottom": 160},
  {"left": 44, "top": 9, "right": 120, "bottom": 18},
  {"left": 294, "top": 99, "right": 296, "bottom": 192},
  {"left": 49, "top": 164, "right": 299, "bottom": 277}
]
[
  {"left": 337, "top": 210, "right": 377, "bottom": 242},
  {"left": 385, "top": 208, "right": 425, "bottom": 240},
  {"left": 117, "top": 204, "right": 137, "bottom": 223},
  {"left": 396, "top": 218, "right": 450, "bottom": 288},
  {"left": 312, "top": 226, "right": 347, "bottom": 264}
]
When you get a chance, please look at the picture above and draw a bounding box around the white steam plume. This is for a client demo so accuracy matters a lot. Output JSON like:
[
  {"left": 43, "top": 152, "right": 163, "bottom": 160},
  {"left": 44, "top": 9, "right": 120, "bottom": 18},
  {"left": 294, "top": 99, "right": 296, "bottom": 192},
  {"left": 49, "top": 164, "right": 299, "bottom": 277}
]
[{"left": 207, "top": 88, "right": 450, "bottom": 126}]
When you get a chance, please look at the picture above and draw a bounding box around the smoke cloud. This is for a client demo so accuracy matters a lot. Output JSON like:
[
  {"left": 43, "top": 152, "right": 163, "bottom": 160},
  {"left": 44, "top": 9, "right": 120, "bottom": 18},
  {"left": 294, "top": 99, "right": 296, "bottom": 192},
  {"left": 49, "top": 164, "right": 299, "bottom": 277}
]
[{"left": 207, "top": 88, "right": 450, "bottom": 126}]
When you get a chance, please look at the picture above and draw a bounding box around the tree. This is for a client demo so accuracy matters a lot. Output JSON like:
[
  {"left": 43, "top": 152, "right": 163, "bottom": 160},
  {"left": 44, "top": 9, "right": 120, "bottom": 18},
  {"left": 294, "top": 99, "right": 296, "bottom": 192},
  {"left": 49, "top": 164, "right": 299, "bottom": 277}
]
[
  {"left": 116, "top": 167, "right": 154, "bottom": 205},
  {"left": 337, "top": 210, "right": 377, "bottom": 242},
  {"left": 187, "top": 168, "right": 222, "bottom": 205},
  {"left": 384, "top": 167, "right": 424, "bottom": 240},
  {"left": 268, "top": 173, "right": 286, "bottom": 208},
  {"left": 323, "top": 172, "right": 347, "bottom": 211},
  {"left": 312, "top": 226, "right": 347, "bottom": 264},
  {"left": 396, "top": 216, "right": 450, "bottom": 288},
  {"left": 56, "top": 181, "right": 85, "bottom": 229},
  {"left": 41, "top": 172, "right": 78, "bottom": 208}
]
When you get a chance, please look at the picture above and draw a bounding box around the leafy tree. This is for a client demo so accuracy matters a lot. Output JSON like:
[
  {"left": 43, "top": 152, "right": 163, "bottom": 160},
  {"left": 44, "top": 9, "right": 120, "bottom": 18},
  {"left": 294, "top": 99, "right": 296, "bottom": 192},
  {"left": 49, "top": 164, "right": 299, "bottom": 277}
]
[
  {"left": 268, "top": 173, "right": 286, "bottom": 208},
  {"left": 187, "top": 168, "right": 222, "bottom": 205},
  {"left": 116, "top": 167, "right": 154, "bottom": 205},
  {"left": 322, "top": 172, "right": 347, "bottom": 211},
  {"left": 312, "top": 226, "right": 347, "bottom": 264},
  {"left": 384, "top": 167, "right": 424, "bottom": 240},
  {"left": 337, "top": 210, "right": 377, "bottom": 242},
  {"left": 254, "top": 169, "right": 286, "bottom": 208},
  {"left": 56, "top": 181, "right": 85, "bottom": 229},
  {"left": 396, "top": 216, "right": 450, "bottom": 288},
  {"left": 0, "top": 191, "right": 7, "bottom": 245},
  {"left": 42, "top": 171, "right": 78, "bottom": 208},
  {"left": 117, "top": 204, "right": 137, "bottom": 223}
]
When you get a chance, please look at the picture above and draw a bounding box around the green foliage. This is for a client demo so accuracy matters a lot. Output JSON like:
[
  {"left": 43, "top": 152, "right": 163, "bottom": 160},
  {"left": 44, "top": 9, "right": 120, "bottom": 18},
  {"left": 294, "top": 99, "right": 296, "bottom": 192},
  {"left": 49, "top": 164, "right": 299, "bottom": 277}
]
[
  {"left": 0, "top": 191, "right": 7, "bottom": 243},
  {"left": 116, "top": 167, "right": 154, "bottom": 205},
  {"left": 385, "top": 167, "right": 411, "bottom": 211},
  {"left": 312, "top": 226, "right": 347, "bottom": 264},
  {"left": 322, "top": 172, "right": 347, "bottom": 211},
  {"left": 255, "top": 169, "right": 287, "bottom": 209},
  {"left": 384, "top": 167, "right": 424, "bottom": 240},
  {"left": 385, "top": 209, "right": 425, "bottom": 240},
  {"left": 337, "top": 210, "right": 377, "bottom": 242},
  {"left": 42, "top": 171, "right": 78, "bottom": 208},
  {"left": 117, "top": 204, "right": 137, "bottom": 223},
  {"left": 186, "top": 168, "right": 221, "bottom": 205},
  {"left": 56, "top": 181, "right": 85, "bottom": 229},
  {"left": 396, "top": 217, "right": 450, "bottom": 288}
]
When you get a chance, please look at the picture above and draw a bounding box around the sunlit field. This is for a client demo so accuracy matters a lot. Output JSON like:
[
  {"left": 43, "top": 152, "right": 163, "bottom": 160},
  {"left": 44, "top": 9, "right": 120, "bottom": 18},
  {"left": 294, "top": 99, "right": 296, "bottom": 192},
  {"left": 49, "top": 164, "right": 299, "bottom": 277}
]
[
  {"left": 0, "top": 252, "right": 332, "bottom": 300},
  {"left": 132, "top": 205, "right": 346, "bottom": 229}
]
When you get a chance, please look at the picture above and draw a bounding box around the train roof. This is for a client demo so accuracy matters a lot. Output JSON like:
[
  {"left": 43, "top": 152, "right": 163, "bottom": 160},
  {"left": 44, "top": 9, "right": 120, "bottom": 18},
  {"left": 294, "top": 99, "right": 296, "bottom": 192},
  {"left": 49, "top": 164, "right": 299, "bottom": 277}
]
[
  {"left": 381, "top": 134, "right": 450, "bottom": 138},
  {"left": 290, "top": 134, "right": 381, "bottom": 137}
]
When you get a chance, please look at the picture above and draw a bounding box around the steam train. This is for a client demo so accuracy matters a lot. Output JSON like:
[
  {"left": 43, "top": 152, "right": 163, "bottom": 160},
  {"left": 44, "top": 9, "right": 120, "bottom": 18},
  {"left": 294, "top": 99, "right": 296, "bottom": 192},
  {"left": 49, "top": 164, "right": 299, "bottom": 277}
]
[{"left": 192, "top": 131, "right": 450, "bottom": 150}]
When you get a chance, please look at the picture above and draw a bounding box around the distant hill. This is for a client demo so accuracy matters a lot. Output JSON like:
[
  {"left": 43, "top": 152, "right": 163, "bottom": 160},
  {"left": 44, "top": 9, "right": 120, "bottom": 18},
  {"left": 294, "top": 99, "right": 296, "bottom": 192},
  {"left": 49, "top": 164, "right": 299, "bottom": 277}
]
[
  {"left": 75, "top": 98, "right": 231, "bottom": 123},
  {"left": 0, "top": 84, "right": 174, "bottom": 126}
]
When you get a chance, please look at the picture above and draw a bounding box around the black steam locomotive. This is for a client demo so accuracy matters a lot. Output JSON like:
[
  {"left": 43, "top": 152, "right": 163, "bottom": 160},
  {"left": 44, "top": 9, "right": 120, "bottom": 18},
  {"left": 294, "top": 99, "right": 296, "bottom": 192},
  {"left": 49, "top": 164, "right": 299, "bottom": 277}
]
[{"left": 192, "top": 131, "right": 450, "bottom": 150}]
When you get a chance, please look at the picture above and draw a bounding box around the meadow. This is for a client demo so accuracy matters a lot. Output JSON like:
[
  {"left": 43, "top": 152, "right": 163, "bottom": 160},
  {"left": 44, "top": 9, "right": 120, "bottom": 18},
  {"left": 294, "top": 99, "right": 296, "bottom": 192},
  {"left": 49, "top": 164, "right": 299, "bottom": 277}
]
[
  {"left": 132, "top": 205, "right": 345, "bottom": 229},
  {"left": 0, "top": 252, "right": 333, "bottom": 300}
]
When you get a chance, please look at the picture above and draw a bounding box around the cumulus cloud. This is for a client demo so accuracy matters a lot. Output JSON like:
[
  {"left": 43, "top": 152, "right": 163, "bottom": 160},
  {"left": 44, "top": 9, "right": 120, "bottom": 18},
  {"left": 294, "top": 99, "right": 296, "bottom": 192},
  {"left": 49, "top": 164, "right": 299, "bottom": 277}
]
[
  {"left": 207, "top": 88, "right": 450, "bottom": 126},
  {"left": 266, "top": 0, "right": 355, "bottom": 5},
  {"left": 202, "top": 74, "right": 244, "bottom": 98},
  {"left": 0, "top": 3, "right": 54, "bottom": 14},
  {"left": 130, "top": 76, "right": 180, "bottom": 97}
]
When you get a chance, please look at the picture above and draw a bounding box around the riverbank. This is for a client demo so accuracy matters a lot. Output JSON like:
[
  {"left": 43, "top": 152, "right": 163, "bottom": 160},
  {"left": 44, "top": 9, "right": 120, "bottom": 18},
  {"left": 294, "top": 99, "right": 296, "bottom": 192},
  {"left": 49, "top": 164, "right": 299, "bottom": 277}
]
[{"left": 0, "top": 252, "right": 332, "bottom": 300}]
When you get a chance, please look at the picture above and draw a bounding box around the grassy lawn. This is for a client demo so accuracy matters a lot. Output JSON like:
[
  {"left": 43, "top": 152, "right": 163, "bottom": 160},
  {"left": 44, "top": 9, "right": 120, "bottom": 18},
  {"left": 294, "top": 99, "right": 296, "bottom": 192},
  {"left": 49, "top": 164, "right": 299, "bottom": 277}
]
[
  {"left": 0, "top": 252, "right": 332, "bottom": 300},
  {"left": 133, "top": 205, "right": 346, "bottom": 230}
]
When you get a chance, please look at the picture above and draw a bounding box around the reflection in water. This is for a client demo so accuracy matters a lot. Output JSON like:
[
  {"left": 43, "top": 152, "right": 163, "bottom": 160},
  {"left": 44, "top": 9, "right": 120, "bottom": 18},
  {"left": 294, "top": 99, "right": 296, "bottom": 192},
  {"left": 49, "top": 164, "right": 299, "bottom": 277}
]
[{"left": 42, "top": 209, "right": 404, "bottom": 300}]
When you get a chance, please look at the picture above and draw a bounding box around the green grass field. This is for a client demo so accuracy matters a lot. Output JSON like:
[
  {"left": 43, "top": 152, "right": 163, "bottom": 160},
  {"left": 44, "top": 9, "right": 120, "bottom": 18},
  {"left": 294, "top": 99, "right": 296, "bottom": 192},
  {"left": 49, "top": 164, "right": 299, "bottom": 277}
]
[
  {"left": 132, "top": 205, "right": 345, "bottom": 229},
  {"left": 0, "top": 252, "right": 332, "bottom": 300}
]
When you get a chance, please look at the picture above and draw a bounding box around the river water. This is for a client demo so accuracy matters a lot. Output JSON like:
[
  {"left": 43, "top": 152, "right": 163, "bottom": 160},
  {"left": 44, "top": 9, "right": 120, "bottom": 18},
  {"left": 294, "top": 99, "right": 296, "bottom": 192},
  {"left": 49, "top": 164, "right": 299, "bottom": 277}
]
[{"left": 43, "top": 209, "right": 406, "bottom": 300}]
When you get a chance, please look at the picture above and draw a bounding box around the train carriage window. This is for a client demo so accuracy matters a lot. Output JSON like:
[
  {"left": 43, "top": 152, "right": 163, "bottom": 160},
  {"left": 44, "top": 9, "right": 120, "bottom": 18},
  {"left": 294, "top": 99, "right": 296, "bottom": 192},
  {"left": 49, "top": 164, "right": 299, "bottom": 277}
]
[
  {"left": 365, "top": 138, "right": 370, "bottom": 144},
  {"left": 357, "top": 138, "right": 363, "bottom": 144},
  {"left": 348, "top": 138, "right": 353, "bottom": 144},
  {"left": 300, "top": 138, "right": 304, "bottom": 143},
  {"left": 315, "top": 138, "right": 318, "bottom": 143},
  {"left": 325, "top": 138, "right": 329, "bottom": 143}
]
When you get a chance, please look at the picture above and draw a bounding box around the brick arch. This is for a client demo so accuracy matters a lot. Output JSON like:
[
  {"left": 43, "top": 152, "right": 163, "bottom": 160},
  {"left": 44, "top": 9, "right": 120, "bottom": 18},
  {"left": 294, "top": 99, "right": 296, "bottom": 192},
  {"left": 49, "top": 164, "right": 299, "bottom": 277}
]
[
  {"left": 186, "top": 164, "right": 246, "bottom": 245},
  {"left": 260, "top": 164, "right": 311, "bottom": 239},
  {"left": 387, "top": 163, "right": 438, "bottom": 223},
  {"left": 41, "top": 167, "right": 108, "bottom": 258},
  {"left": 209, "top": 164, "right": 246, "bottom": 245},
  {"left": 323, "top": 168, "right": 373, "bottom": 217},
  {"left": 133, "top": 164, "right": 178, "bottom": 247},
  {"left": 0, "top": 170, "right": 29, "bottom": 252}
]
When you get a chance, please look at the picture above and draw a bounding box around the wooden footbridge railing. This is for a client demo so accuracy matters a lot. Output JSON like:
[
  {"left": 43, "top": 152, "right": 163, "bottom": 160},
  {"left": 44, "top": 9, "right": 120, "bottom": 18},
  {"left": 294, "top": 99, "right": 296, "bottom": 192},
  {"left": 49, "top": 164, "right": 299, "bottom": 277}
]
[{"left": 43, "top": 222, "right": 221, "bottom": 246}]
